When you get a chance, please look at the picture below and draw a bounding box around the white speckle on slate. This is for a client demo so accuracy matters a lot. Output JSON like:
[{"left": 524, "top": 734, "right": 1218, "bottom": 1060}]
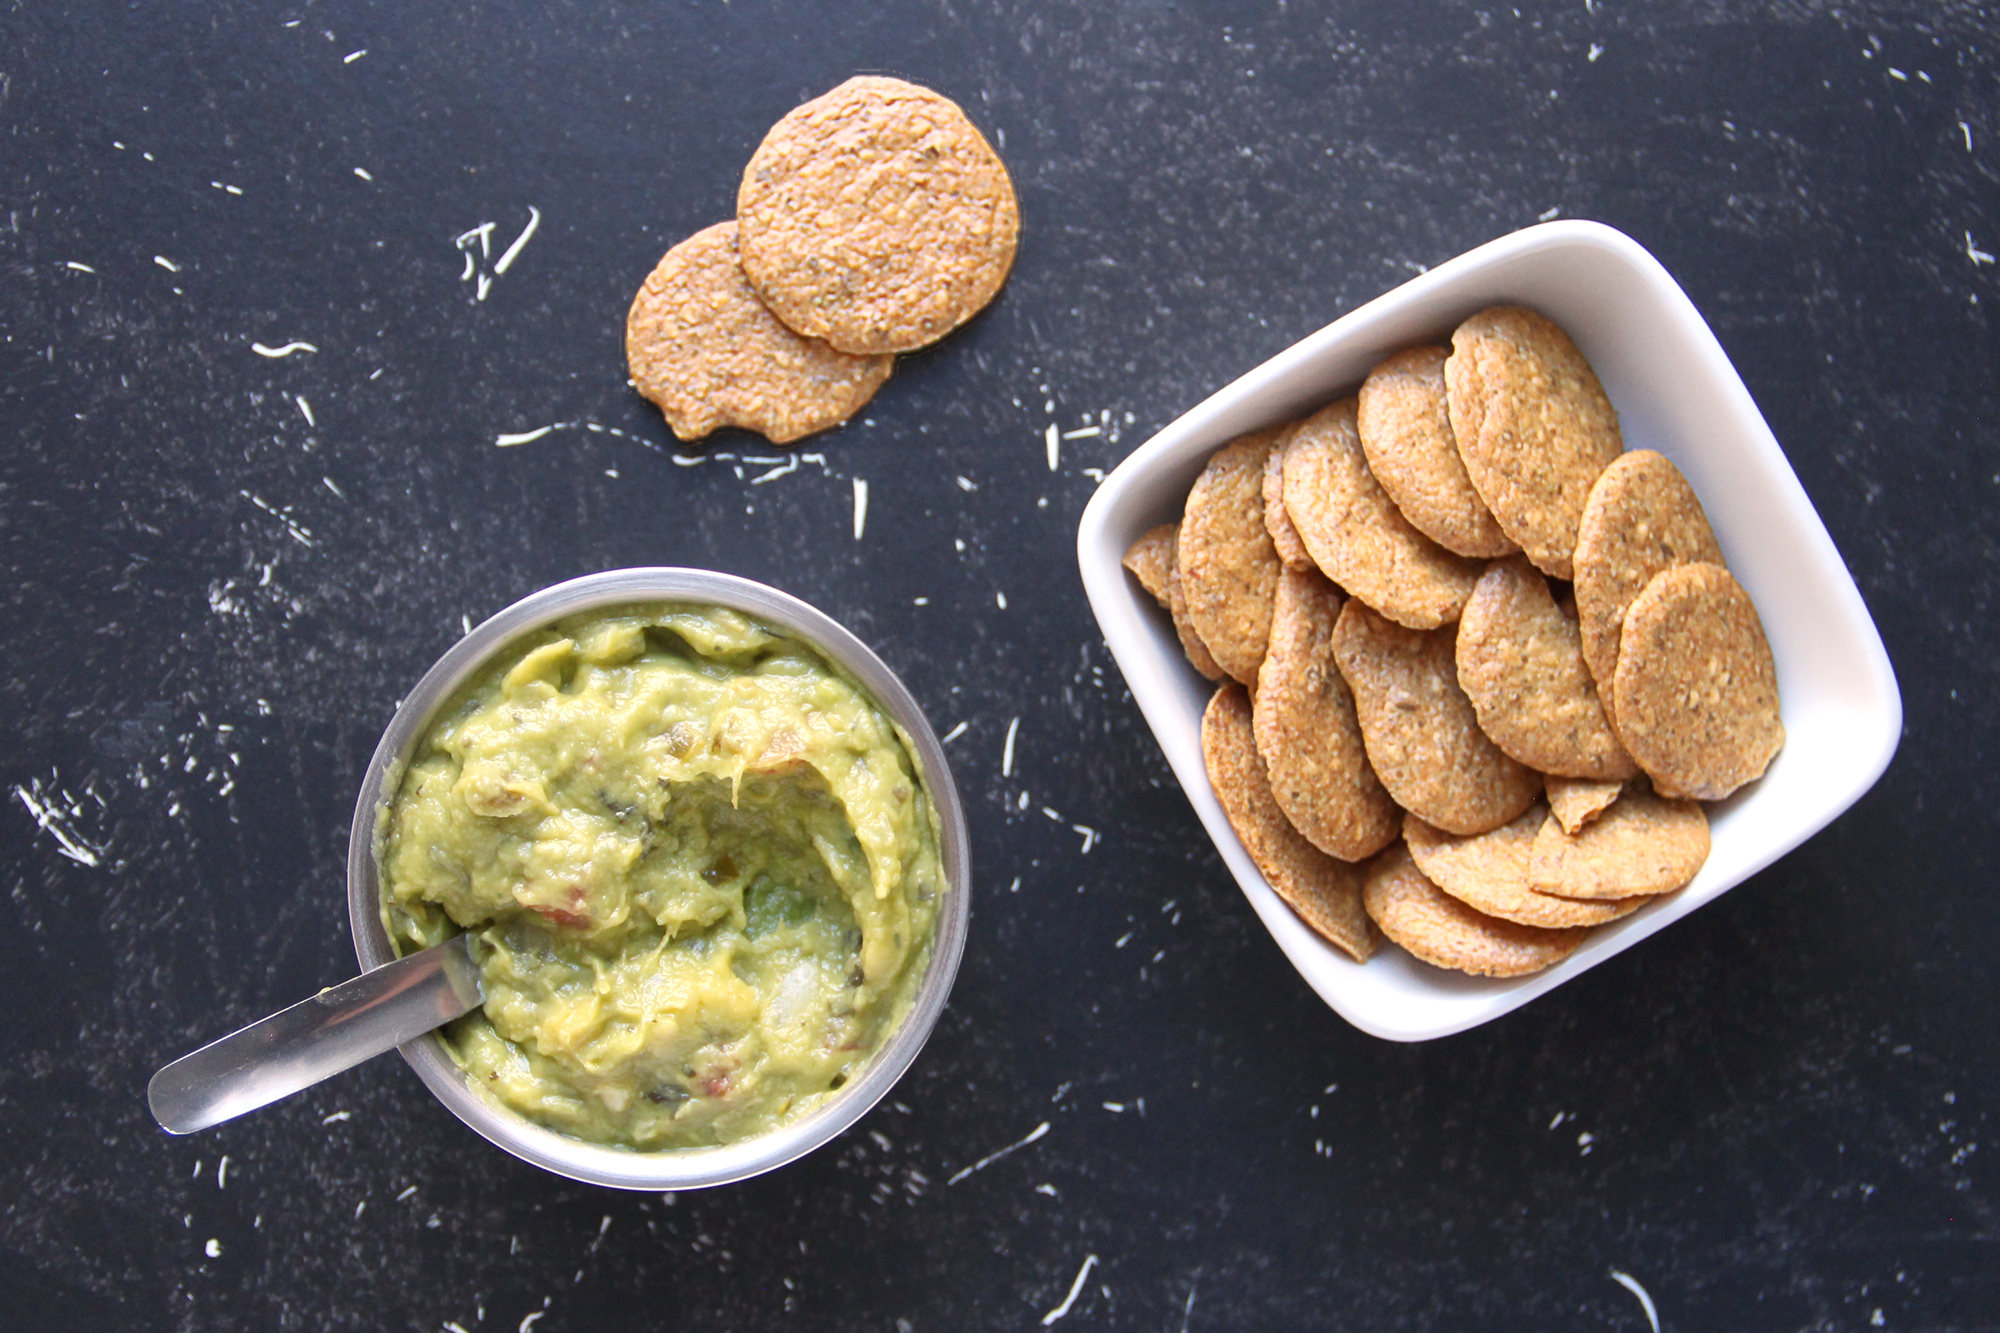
[
  {"left": 154, "top": 254, "right": 180, "bottom": 272},
  {"left": 343, "top": 48, "right": 365, "bottom": 62},
  {"left": 853, "top": 478, "right": 868, "bottom": 539},
  {"left": 1042, "top": 1254, "right": 1098, "bottom": 1326},
  {"left": 1002, "top": 717, "right": 1020, "bottom": 776},
  {"left": 204, "top": 1239, "right": 221, "bottom": 1257},
  {"left": 1607, "top": 1270, "right": 1660, "bottom": 1333},
  {"left": 354, "top": 167, "right": 373, "bottom": 180}
]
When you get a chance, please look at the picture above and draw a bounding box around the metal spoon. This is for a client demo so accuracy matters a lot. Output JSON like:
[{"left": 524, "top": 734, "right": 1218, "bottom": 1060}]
[{"left": 148, "top": 934, "right": 483, "bottom": 1135}]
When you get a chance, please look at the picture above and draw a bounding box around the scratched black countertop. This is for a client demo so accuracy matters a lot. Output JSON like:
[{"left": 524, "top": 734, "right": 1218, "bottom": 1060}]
[{"left": 3, "top": 2, "right": 1996, "bottom": 1330}]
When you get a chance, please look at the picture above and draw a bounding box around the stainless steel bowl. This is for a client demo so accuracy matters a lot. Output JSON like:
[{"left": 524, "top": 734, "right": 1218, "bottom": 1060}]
[{"left": 345, "top": 568, "right": 971, "bottom": 1190}]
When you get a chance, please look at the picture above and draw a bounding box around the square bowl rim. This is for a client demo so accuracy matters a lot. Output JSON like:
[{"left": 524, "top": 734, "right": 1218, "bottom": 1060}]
[{"left": 1076, "top": 219, "right": 1901, "bottom": 1041}]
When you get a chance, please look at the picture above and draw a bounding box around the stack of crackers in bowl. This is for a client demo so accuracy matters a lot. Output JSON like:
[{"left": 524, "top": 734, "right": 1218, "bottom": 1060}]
[
  {"left": 1078, "top": 222, "right": 1900, "bottom": 1038},
  {"left": 1124, "top": 306, "right": 1784, "bottom": 979},
  {"left": 623, "top": 76, "right": 1018, "bottom": 444}
]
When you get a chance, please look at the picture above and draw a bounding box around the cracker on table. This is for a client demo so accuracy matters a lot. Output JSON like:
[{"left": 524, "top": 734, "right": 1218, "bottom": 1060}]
[
  {"left": 1181, "top": 428, "right": 1287, "bottom": 685},
  {"left": 1362, "top": 841, "right": 1588, "bottom": 977},
  {"left": 1529, "top": 782, "right": 1710, "bottom": 899},
  {"left": 1545, "top": 776, "right": 1625, "bottom": 836},
  {"left": 1330, "top": 599, "right": 1541, "bottom": 836},
  {"left": 737, "top": 77, "right": 1019, "bottom": 354},
  {"left": 1252, "top": 567, "right": 1401, "bottom": 861},
  {"left": 1281, "top": 397, "right": 1483, "bottom": 629},
  {"left": 1612, "top": 562, "right": 1783, "bottom": 800},
  {"left": 1122, "top": 522, "right": 1177, "bottom": 608},
  {"left": 1203, "top": 684, "right": 1376, "bottom": 962},
  {"left": 1167, "top": 548, "right": 1226, "bottom": 681},
  {"left": 624, "top": 222, "right": 893, "bottom": 443},
  {"left": 1405, "top": 807, "right": 1645, "bottom": 929},
  {"left": 1454, "top": 555, "right": 1638, "bottom": 780},
  {"left": 1357, "top": 346, "right": 1517, "bottom": 558},
  {"left": 1445, "top": 307, "right": 1624, "bottom": 580},
  {"left": 1261, "top": 426, "right": 1316, "bottom": 571},
  {"left": 1573, "top": 449, "right": 1727, "bottom": 711}
]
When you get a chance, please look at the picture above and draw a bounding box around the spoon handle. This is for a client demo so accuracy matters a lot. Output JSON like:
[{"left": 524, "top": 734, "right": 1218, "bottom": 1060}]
[{"left": 148, "top": 933, "right": 484, "bottom": 1135}]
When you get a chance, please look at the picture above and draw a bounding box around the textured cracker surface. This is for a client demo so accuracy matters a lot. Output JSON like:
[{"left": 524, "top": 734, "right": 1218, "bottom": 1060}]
[
  {"left": 624, "top": 221, "right": 893, "bottom": 443},
  {"left": 1181, "top": 429, "right": 1286, "bottom": 685},
  {"left": 1545, "top": 775, "right": 1626, "bottom": 835},
  {"left": 1261, "top": 426, "right": 1316, "bottom": 570},
  {"left": 1282, "top": 397, "right": 1482, "bottom": 629},
  {"left": 1529, "top": 784, "right": 1711, "bottom": 899},
  {"left": 1455, "top": 555, "right": 1638, "bottom": 779},
  {"left": 1446, "top": 306, "right": 1624, "bottom": 579},
  {"left": 1406, "top": 806, "right": 1643, "bottom": 928},
  {"left": 737, "top": 76, "right": 1020, "bottom": 354},
  {"left": 1574, "top": 449, "right": 1727, "bottom": 709},
  {"left": 1363, "top": 842, "right": 1587, "bottom": 977},
  {"left": 1358, "top": 346, "right": 1516, "bottom": 558},
  {"left": 1331, "top": 599, "right": 1541, "bottom": 835},
  {"left": 1252, "top": 568, "right": 1401, "bottom": 861},
  {"left": 1167, "top": 548, "right": 1226, "bottom": 681},
  {"left": 1202, "top": 685, "right": 1376, "bottom": 962},
  {"left": 1614, "top": 562, "right": 1784, "bottom": 800},
  {"left": 1122, "top": 522, "right": 1177, "bottom": 608}
]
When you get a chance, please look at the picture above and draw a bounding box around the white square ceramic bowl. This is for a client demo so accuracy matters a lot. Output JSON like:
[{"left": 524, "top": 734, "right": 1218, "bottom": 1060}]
[{"left": 1077, "top": 220, "right": 1901, "bottom": 1042}]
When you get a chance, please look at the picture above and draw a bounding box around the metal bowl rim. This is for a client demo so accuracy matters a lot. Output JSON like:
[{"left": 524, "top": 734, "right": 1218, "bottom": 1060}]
[{"left": 345, "top": 567, "right": 971, "bottom": 1190}]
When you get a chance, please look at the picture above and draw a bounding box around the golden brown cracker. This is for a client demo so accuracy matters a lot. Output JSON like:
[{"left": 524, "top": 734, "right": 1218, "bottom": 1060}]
[
  {"left": 1454, "top": 555, "right": 1638, "bottom": 780},
  {"left": 1358, "top": 346, "right": 1516, "bottom": 558},
  {"left": 1545, "top": 776, "right": 1624, "bottom": 836},
  {"left": 1281, "top": 398, "right": 1483, "bottom": 630},
  {"left": 1252, "top": 568, "right": 1401, "bottom": 861},
  {"left": 1122, "top": 523, "right": 1177, "bottom": 608},
  {"left": 1202, "top": 684, "right": 1376, "bottom": 962},
  {"left": 1405, "top": 807, "right": 1645, "bottom": 929},
  {"left": 624, "top": 222, "right": 893, "bottom": 443},
  {"left": 1446, "top": 307, "right": 1624, "bottom": 579},
  {"left": 737, "top": 77, "right": 1019, "bottom": 354},
  {"left": 1362, "top": 842, "right": 1588, "bottom": 977},
  {"left": 1529, "top": 784, "right": 1710, "bottom": 899},
  {"left": 1180, "top": 428, "right": 1287, "bottom": 685},
  {"left": 1573, "top": 450, "right": 1727, "bottom": 707},
  {"left": 1330, "top": 599, "right": 1541, "bottom": 836},
  {"left": 1612, "top": 562, "right": 1784, "bottom": 800},
  {"left": 1261, "top": 427, "right": 1316, "bottom": 571},
  {"left": 1167, "top": 550, "right": 1226, "bottom": 681}
]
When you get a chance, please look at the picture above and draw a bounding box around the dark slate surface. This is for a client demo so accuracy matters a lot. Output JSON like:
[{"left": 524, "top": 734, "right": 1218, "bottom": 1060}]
[{"left": 2, "top": 1, "right": 1995, "bottom": 1329}]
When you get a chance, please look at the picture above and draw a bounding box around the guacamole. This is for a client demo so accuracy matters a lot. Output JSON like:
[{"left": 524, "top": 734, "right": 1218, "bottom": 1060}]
[{"left": 379, "top": 605, "right": 944, "bottom": 1150}]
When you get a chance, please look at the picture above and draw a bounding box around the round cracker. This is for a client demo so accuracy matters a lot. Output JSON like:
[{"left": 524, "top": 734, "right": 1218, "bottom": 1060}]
[
  {"left": 1455, "top": 555, "right": 1638, "bottom": 780},
  {"left": 1528, "top": 783, "right": 1710, "bottom": 899},
  {"left": 624, "top": 222, "right": 893, "bottom": 443},
  {"left": 1281, "top": 397, "right": 1483, "bottom": 629},
  {"left": 1362, "top": 842, "right": 1588, "bottom": 977},
  {"left": 1180, "top": 428, "right": 1287, "bottom": 686},
  {"left": 1357, "top": 346, "right": 1516, "bottom": 558},
  {"left": 1544, "top": 775, "right": 1625, "bottom": 836},
  {"left": 1612, "top": 563, "right": 1783, "bottom": 800},
  {"left": 1405, "top": 807, "right": 1644, "bottom": 928},
  {"left": 1445, "top": 307, "right": 1623, "bottom": 579},
  {"left": 737, "top": 77, "right": 1019, "bottom": 354},
  {"left": 1202, "top": 684, "right": 1376, "bottom": 962},
  {"left": 1122, "top": 522, "right": 1177, "bottom": 608},
  {"left": 1573, "top": 449, "right": 1726, "bottom": 710},
  {"left": 1261, "top": 426, "right": 1316, "bottom": 571},
  {"left": 1252, "top": 568, "right": 1401, "bottom": 861},
  {"left": 1329, "top": 599, "right": 1541, "bottom": 836},
  {"left": 1166, "top": 548, "right": 1225, "bottom": 681}
]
